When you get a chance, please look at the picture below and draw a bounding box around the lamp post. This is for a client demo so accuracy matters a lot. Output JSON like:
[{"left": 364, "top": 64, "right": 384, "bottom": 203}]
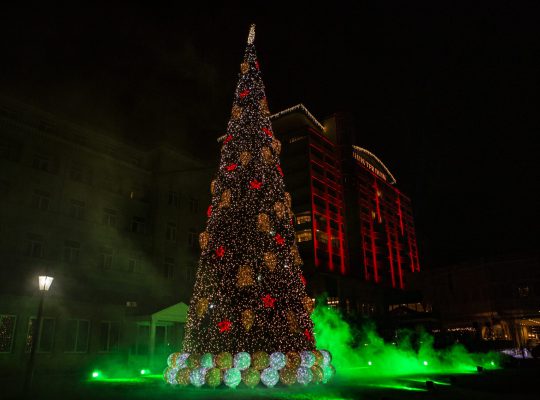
[{"left": 23, "top": 275, "right": 53, "bottom": 393}]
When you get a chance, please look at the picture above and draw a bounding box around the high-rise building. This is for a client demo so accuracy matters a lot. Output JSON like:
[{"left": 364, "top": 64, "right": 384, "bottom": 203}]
[{"left": 270, "top": 104, "right": 421, "bottom": 315}]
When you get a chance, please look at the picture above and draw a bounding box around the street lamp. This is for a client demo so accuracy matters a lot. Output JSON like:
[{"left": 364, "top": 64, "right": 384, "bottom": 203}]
[{"left": 23, "top": 275, "right": 54, "bottom": 393}]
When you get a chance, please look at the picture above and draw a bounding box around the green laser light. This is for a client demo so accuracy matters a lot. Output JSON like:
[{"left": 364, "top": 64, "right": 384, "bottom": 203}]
[
  {"left": 368, "top": 361, "right": 372, "bottom": 366},
  {"left": 423, "top": 361, "right": 429, "bottom": 366},
  {"left": 140, "top": 369, "right": 150, "bottom": 375},
  {"left": 91, "top": 371, "right": 100, "bottom": 378},
  {"left": 490, "top": 361, "right": 495, "bottom": 366}
]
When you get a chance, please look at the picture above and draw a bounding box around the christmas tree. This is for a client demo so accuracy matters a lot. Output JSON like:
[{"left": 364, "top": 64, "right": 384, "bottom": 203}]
[{"left": 164, "top": 24, "right": 335, "bottom": 388}]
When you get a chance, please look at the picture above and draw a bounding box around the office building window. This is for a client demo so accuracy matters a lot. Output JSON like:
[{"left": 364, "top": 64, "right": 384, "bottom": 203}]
[
  {"left": 296, "top": 230, "right": 313, "bottom": 243},
  {"left": 127, "top": 259, "right": 138, "bottom": 273},
  {"left": 168, "top": 191, "right": 180, "bottom": 208},
  {"left": 164, "top": 257, "right": 175, "bottom": 280},
  {"left": 99, "top": 321, "right": 119, "bottom": 352},
  {"left": 26, "top": 234, "right": 43, "bottom": 258},
  {"left": 0, "top": 315, "right": 16, "bottom": 353},
  {"left": 189, "top": 197, "right": 199, "bottom": 214},
  {"left": 25, "top": 317, "right": 55, "bottom": 353},
  {"left": 32, "top": 154, "right": 50, "bottom": 172},
  {"left": 187, "top": 228, "right": 197, "bottom": 248},
  {"left": 131, "top": 217, "right": 146, "bottom": 233},
  {"left": 69, "top": 164, "right": 83, "bottom": 182},
  {"left": 64, "top": 241, "right": 80, "bottom": 263},
  {"left": 31, "top": 190, "right": 50, "bottom": 211},
  {"left": 69, "top": 199, "right": 85, "bottom": 220},
  {"left": 102, "top": 208, "right": 118, "bottom": 227},
  {"left": 166, "top": 222, "right": 177, "bottom": 241},
  {"left": 99, "top": 247, "right": 113, "bottom": 269},
  {"left": 65, "top": 319, "right": 90, "bottom": 353}
]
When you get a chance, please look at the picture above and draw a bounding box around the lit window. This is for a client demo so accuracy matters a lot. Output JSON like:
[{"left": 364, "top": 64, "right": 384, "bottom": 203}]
[
  {"left": 26, "top": 317, "right": 55, "bottom": 353},
  {"left": 296, "top": 230, "right": 312, "bottom": 243},
  {"left": 296, "top": 214, "right": 311, "bottom": 225},
  {"left": 327, "top": 297, "right": 340, "bottom": 308}
]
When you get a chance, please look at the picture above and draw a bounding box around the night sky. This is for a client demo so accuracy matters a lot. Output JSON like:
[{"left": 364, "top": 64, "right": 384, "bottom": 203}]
[{"left": 1, "top": 2, "right": 538, "bottom": 267}]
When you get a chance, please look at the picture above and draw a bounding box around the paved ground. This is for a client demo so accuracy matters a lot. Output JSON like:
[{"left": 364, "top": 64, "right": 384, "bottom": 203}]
[{"left": 4, "top": 364, "right": 539, "bottom": 400}]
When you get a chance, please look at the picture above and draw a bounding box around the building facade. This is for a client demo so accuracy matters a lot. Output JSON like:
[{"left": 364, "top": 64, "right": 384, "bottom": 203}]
[
  {"left": 270, "top": 105, "right": 422, "bottom": 316},
  {"left": 410, "top": 254, "right": 540, "bottom": 350},
  {"left": 0, "top": 98, "right": 211, "bottom": 375}
]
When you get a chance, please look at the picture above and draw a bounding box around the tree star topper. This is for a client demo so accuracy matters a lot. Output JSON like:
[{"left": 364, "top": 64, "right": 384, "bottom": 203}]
[{"left": 247, "top": 23, "right": 256, "bottom": 44}]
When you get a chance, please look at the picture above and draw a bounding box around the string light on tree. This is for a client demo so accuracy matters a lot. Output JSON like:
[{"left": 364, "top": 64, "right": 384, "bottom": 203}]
[{"left": 164, "top": 23, "right": 334, "bottom": 388}]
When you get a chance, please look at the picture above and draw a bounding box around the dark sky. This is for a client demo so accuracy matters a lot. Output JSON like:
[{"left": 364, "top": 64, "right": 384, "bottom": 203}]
[{"left": 1, "top": 2, "right": 538, "bottom": 267}]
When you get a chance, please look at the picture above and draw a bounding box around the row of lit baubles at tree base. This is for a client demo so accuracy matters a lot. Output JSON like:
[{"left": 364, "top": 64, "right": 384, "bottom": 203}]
[{"left": 163, "top": 350, "right": 335, "bottom": 387}]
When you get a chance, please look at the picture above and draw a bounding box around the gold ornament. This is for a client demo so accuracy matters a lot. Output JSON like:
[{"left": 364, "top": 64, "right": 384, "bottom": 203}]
[
  {"left": 210, "top": 180, "right": 217, "bottom": 195},
  {"left": 261, "top": 147, "right": 273, "bottom": 164},
  {"left": 263, "top": 252, "right": 277, "bottom": 272},
  {"left": 257, "top": 213, "right": 270, "bottom": 232},
  {"left": 271, "top": 139, "right": 281, "bottom": 155},
  {"left": 219, "top": 189, "right": 231, "bottom": 208},
  {"left": 240, "top": 62, "right": 249, "bottom": 74},
  {"left": 274, "top": 201, "right": 286, "bottom": 219},
  {"left": 199, "top": 231, "right": 209, "bottom": 250},
  {"left": 303, "top": 296, "right": 315, "bottom": 314},
  {"left": 195, "top": 298, "right": 209, "bottom": 318},
  {"left": 231, "top": 105, "right": 242, "bottom": 120},
  {"left": 239, "top": 151, "right": 251, "bottom": 166},
  {"left": 284, "top": 192, "right": 292, "bottom": 208},
  {"left": 260, "top": 98, "right": 270, "bottom": 116},
  {"left": 237, "top": 265, "right": 254, "bottom": 287},
  {"left": 242, "top": 309, "right": 255, "bottom": 331},
  {"left": 286, "top": 310, "right": 299, "bottom": 333},
  {"left": 279, "top": 367, "right": 296, "bottom": 385},
  {"left": 252, "top": 351, "right": 270, "bottom": 370},
  {"left": 285, "top": 351, "right": 301, "bottom": 369},
  {"left": 291, "top": 244, "right": 302, "bottom": 266}
]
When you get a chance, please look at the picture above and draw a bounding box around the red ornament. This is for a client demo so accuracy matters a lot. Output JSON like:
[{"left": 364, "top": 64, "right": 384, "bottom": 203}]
[
  {"left": 255, "top": 60, "right": 260, "bottom": 70},
  {"left": 262, "top": 127, "right": 273, "bottom": 137},
  {"left": 225, "top": 163, "right": 238, "bottom": 172},
  {"left": 304, "top": 329, "right": 314, "bottom": 342},
  {"left": 262, "top": 294, "right": 276, "bottom": 308},
  {"left": 218, "top": 319, "right": 232, "bottom": 333},
  {"left": 300, "top": 274, "right": 306, "bottom": 286},
  {"left": 249, "top": 179, "right": 262, "bottom": 189},
  {"left": 207, "top": 205, "right": 213, "bottom": 218},
  {"left": 275, "top": 234, "right": 285, "bottom": 246},
  {"left": 215, "top": 246, "right": 225, "bottom": 258},
  {"left": 276, "top": 164, "right": 284, "bottom": 177},
  {"left": 223, "top": 134, "right": 233, "bottom": 144},
  {"left": 239, "top": 89, "right": 250, "bottom": 98}
]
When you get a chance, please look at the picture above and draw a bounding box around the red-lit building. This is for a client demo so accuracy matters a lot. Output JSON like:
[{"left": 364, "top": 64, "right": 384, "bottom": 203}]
[{"left": 270, "top": 105, "right": 421, "bottom": 315}]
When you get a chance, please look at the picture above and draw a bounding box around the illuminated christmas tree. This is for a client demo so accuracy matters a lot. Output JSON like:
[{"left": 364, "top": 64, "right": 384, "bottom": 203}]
[{"left": 164, "top": 24, "right": 334, "bottom": 388}]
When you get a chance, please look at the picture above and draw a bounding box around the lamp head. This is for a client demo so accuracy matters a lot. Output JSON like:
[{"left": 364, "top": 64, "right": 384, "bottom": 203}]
[{"left": 38, "top": 276, "right": 54, "bottom": 291}]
